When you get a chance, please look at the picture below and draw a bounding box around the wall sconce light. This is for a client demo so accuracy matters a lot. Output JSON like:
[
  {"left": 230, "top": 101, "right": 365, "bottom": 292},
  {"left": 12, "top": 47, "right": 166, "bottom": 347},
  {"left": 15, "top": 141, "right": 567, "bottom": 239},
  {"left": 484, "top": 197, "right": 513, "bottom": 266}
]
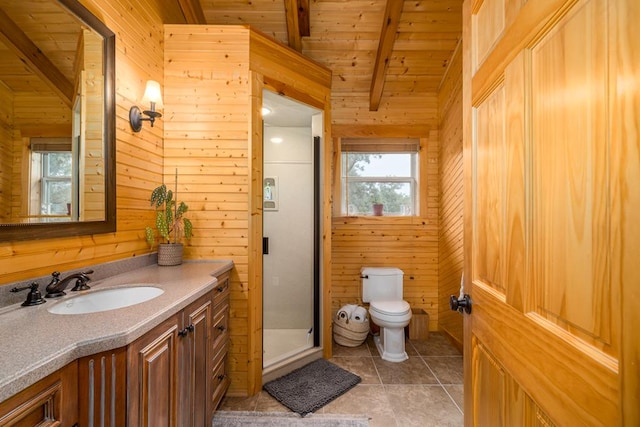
[{"left": 129, "top": 80, "right": 163, "bottom": 132}]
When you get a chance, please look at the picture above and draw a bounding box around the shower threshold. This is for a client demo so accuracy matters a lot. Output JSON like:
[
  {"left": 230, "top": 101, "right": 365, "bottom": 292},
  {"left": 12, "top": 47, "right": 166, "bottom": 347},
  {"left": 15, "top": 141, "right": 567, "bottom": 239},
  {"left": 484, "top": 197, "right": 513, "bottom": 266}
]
[{"left": 263, "top": 328, "right": 316, "bottom": 370}]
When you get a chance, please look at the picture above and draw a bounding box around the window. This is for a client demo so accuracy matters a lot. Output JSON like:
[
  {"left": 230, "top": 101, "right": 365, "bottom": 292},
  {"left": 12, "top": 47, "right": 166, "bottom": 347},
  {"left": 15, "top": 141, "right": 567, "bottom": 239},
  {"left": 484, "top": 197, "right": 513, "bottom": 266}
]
[
  {"left": 40, "top": 152, "right": 72, "bottom": 215},
  {"left": 341, "top": 138, "right": 419, "bottom": 216},
  {"left": 29, "top": 138, "right": 73, "bottom": 217}
]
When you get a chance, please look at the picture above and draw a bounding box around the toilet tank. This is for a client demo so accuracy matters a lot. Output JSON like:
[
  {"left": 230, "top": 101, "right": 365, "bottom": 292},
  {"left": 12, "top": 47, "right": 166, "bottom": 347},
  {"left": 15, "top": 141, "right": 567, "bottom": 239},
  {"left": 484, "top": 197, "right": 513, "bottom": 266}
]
[{"left": 361, "top": 267, "right": 404, "bottom": 302}]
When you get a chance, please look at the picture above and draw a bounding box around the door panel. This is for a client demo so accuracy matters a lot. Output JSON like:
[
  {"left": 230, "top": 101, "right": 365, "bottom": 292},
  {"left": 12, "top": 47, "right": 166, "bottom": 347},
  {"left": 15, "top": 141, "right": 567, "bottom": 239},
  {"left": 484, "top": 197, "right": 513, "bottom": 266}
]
[
  {"left": 530, "top": 0, "right": 615, "bottom": 352},
  {"left": 464, "top": 0, "right": 638, "bottom": 424}
]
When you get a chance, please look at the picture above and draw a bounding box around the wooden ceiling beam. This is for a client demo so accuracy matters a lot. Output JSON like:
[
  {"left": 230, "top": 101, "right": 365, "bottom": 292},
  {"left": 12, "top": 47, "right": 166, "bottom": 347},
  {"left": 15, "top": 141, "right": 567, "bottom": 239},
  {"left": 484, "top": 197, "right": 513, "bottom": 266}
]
[
  {"left": 0, "top": 8, "right": 73, "bottom": 107},
  {"left": 369, "top": 0, "right": 405, "bottom": 111},
  {"left": 177, "top": 0, "right": 207, "bottom": 24},
  {"left": 298, "top": 0, "right": 311, "bottom": 37},
  {"left": 285, "top": 0, "right": 310, "bottom": 51}
]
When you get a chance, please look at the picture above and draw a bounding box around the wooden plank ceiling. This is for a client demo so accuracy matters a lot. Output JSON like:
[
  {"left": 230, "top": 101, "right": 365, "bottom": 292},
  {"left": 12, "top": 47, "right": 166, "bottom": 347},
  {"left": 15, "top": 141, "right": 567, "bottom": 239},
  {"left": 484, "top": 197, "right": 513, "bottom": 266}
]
[
  {"left": 0, "top": 0, "right": 82, "bottom": 106},
  {"left": 180, "top": 0, "right": 463, "bottom": 111},
  {"left": 0, "top": 0, "right": 462, "bottom": 115}
]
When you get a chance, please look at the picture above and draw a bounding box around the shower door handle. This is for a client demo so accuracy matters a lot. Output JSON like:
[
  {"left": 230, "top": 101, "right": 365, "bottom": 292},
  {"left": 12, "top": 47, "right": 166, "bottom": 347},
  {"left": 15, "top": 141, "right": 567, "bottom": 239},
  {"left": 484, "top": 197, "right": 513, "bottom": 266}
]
[{"left": 263, "top": 237, "right": 269, "bottom": 255}]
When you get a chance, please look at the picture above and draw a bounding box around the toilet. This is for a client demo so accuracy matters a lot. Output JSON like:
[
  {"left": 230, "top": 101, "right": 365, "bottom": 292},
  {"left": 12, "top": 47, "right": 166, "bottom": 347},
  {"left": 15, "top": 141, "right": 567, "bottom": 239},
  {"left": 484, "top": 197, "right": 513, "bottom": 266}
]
[{"left": 361, "top": 267, "right": 412, "bottom": 362}]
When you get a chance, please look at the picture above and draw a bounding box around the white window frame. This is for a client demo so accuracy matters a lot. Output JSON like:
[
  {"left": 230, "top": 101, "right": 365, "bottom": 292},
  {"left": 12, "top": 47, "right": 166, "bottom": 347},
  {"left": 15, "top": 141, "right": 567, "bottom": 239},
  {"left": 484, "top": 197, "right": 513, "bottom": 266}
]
[{"left": 340, "top": 138, "right": 420, "bottom": 217}]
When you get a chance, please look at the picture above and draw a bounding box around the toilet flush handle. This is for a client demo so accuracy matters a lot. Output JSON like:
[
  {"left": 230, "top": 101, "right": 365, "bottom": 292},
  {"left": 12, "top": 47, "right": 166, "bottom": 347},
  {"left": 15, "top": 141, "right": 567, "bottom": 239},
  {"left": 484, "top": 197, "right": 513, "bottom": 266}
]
[{"left": 360, "top": 274, "right": 368, "bottom": 279}]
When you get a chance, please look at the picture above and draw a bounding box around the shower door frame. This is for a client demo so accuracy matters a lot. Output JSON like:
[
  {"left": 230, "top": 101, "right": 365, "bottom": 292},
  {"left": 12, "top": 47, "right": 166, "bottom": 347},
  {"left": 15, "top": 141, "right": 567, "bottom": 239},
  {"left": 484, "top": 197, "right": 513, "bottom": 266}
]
[{"left": 261, "top": 126, "right": 321, "bottom": 370}]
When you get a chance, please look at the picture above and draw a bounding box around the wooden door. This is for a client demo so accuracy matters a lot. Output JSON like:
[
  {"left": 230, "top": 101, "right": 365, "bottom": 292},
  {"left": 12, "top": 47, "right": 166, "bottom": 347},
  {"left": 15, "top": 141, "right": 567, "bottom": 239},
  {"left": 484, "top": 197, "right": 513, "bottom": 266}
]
[{"left": 462, "top": 0, "right": 639, "bottom": 425}]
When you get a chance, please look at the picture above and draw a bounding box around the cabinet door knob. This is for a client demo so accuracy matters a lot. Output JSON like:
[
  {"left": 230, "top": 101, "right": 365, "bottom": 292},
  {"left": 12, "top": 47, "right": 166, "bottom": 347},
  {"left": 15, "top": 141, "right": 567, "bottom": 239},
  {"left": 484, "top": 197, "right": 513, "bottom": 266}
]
[
  {"left": 217, "top": 374, "right": 226, "bottom": 381},
  {"left": 217, "top": 325, "right": 226, "bottom": 332},
  {"left": 178, "top": 325, "right": 194, "bottom": 337}
]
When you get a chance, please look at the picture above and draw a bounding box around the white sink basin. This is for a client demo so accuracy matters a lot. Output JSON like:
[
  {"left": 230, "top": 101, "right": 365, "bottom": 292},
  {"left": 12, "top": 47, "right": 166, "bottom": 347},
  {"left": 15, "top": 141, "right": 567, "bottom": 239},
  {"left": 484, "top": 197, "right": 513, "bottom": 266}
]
[{"left": 48, "top": 286, "right": 164, "bottom": 315}]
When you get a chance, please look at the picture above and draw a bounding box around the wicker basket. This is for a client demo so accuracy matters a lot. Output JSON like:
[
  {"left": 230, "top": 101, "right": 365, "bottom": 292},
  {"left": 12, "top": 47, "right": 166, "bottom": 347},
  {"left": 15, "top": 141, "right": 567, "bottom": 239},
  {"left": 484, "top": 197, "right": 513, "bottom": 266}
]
[
  {"left": 157, "top": 243, "right": 184, "bottom": 266},
  {"left": 333, "top": 315, "right": 370, "bottom": 347}
]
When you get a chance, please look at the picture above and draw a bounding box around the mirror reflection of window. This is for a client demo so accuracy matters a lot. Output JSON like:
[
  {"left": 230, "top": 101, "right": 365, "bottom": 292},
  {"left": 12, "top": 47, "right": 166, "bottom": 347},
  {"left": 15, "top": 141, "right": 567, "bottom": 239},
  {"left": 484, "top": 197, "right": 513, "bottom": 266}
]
[{"left": 29, "top": 138, "right": 73, "bottom": 221}]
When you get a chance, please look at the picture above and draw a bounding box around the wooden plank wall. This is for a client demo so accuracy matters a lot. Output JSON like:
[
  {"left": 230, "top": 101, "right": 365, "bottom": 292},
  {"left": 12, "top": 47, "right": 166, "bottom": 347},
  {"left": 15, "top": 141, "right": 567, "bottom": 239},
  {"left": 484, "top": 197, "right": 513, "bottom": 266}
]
[
  {"left": 0, "top": 84, "right": 12, "bottom": 220},
  {"left": 81, "top": 30, "right": 106, "bottom": 221},
  {"left": 163, "top": 25, "right": 332, "bottom": 397},
  {"left": 331, "top": 132, "right": 440, "bottom": 330},
  {"left": 163, "top": 24, "right": 252, "bottom": 397},
  {"left": 437, "top": 43, "right": 464, "bottom": 347},
  {"left": 0, "top": 0, "right": 173, "bottom": 283}
]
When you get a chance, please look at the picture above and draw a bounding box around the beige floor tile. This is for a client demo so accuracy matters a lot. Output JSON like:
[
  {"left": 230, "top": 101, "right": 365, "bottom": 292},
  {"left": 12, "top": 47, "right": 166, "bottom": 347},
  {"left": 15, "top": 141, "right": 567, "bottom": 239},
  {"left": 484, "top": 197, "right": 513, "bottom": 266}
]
[
  {"left": 330, "top": 356, "right": 381, "bottom": 384},
  {"left": 385, "top": 384, "right": 463, "bottom": 426},
  {"left": 373, "top": 356, "right": 438, "bottom": 384},
  {"left": 218, "top": 393, "right": 259, "bottom": 411},
  {"left": 411, "top": 333, "right": 462, "bottom": 357},
  {"left": 323, "top": 384, "right": 397, "bottom": 427},
  {"left": 444, "top": 385, "right": 464, "bottom": 412},
  {"left": 255, "top": 390, "right": 291, "bottom": 412},
  {"left": 424, "top": 356, "right": 464, "bottom": 384},
  {"left": 332, "top": 340, "right": 372, "bottom": 357},
  {"left": 219, "top": 332, "right": 465, "bottom": 426}
]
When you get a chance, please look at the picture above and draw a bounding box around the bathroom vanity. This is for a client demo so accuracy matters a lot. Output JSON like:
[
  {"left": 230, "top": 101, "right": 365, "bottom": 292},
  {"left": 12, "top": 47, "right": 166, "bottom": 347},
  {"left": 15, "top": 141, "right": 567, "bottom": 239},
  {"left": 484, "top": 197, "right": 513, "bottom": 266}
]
[{"left": 0, "top": 261, "right": 232, "bottom": 425}]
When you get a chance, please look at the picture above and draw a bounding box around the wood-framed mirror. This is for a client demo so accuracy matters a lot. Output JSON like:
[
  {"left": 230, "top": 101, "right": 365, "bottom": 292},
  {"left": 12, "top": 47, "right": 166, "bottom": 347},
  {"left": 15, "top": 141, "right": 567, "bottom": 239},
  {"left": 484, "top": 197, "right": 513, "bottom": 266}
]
[{"left": 0, "top": 0, "right": 116, "bottom": 241}]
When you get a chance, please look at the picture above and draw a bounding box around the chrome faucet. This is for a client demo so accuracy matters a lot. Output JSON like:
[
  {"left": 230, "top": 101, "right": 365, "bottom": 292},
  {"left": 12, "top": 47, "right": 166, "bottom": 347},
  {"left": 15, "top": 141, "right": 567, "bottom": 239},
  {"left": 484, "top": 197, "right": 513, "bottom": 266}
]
[{"left": 45, "top": 270, "right": 94, "bottom": 298}]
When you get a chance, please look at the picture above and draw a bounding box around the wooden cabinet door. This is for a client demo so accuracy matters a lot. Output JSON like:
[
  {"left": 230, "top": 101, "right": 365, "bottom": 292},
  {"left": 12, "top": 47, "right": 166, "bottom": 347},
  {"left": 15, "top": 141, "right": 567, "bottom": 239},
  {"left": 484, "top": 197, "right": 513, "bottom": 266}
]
[
  {"left": 128, "top": 315, "right": 179, "bottom": 427},
  {"left": 178, "top": 295, "right": 212, "bottom": 427},
  {"left": 463, "top": 0, "right": 639, "bottom": 425}
]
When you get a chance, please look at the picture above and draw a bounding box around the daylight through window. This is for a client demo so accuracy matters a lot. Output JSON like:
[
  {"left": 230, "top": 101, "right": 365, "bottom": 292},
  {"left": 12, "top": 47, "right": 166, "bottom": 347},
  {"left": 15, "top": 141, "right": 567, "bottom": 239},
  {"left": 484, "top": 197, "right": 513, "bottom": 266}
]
[{"left": 340, "top": 138, "right": 419, "bottom": 216}]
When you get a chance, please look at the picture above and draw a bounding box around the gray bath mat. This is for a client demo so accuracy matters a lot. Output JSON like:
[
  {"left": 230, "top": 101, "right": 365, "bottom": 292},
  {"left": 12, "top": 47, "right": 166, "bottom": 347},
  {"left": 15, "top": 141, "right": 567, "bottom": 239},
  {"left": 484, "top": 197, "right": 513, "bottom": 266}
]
[
  {"left": 262, "top": 359, "right": 361, "bottom": 416},
  {"left": 212, "top": 411, "right": 369, "bottom": 426}
]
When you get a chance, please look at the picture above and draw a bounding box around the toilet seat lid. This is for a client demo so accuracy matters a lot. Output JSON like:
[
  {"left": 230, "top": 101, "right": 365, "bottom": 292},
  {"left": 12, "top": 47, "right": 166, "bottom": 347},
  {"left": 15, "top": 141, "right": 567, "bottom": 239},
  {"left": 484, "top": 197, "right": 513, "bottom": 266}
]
[{"left": 370, "top": 300, "right": 410, "bottom": 315}]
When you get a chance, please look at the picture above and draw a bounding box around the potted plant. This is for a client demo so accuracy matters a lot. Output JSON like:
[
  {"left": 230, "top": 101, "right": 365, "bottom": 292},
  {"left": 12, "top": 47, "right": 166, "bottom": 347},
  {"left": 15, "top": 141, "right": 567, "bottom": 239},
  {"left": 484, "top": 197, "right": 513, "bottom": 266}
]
[
  {"left": 145, "top": 172, "right": 193, "bottom": 266},
  {"left": 372, "top": 202, "right": 384, "bottom": 216}
]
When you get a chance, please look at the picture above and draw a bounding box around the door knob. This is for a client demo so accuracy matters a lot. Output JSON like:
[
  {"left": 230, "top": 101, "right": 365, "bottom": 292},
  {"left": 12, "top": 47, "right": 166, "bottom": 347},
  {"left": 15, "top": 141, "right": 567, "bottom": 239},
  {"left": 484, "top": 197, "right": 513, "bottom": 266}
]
[{"left": 450, "top": 294, "right": 472, "bottom": 314}]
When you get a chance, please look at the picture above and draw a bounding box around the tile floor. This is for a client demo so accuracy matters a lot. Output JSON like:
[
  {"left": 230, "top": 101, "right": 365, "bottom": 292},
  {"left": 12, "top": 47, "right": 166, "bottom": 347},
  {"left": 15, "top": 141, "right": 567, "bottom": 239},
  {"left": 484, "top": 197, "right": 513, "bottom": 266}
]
[{"left": 219, "top": 332, "right": 464, "bottom": 427}]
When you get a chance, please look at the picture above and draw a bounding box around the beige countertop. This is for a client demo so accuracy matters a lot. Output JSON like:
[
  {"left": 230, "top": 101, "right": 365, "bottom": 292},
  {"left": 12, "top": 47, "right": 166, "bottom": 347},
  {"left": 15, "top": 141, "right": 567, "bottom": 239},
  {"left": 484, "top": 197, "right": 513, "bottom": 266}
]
[{"left": 0, "top": 260, "right": 233, "bottom": 403}]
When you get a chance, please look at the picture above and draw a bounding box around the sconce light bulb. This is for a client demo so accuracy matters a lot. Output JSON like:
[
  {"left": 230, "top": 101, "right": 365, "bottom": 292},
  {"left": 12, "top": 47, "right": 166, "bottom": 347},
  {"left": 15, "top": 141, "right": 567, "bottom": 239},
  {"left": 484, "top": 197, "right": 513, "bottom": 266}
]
[{"left": 143, "top": 80, "right": 163, "bottom": 106}]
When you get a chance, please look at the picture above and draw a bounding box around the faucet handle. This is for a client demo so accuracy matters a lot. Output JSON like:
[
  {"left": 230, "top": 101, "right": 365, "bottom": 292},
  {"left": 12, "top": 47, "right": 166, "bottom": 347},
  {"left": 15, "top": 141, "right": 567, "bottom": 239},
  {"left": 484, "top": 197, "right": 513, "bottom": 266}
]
[
  {"left": 71, "top": 280, "right": 91, "bottom": 292},
  {"left": 71, "top": 270, "right": 94, "bottom": 292},
  {"left": 11, "top": 282, "right": 46, "bottom": 307}
]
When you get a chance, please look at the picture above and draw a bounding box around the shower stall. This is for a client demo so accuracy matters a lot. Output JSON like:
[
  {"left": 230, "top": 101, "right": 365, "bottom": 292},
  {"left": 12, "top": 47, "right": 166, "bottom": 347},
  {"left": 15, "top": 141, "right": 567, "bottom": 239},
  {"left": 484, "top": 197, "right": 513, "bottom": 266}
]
[{"left": 262, "top": 90, "right": 322, "bottom": 372}]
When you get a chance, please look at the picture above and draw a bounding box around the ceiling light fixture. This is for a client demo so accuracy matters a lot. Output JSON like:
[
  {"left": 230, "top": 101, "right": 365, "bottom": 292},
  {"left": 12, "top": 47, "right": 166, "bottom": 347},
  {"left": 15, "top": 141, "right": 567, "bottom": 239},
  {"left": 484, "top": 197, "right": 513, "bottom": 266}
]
[
  {"left": 129, "top": 80, "right": 163, "bottom": 132},
  {"left": 270, "top": 137, "right": 283, "bottom": 144},
  {"left": 262, "top": 107, "right": 271, "bottom": 116}
]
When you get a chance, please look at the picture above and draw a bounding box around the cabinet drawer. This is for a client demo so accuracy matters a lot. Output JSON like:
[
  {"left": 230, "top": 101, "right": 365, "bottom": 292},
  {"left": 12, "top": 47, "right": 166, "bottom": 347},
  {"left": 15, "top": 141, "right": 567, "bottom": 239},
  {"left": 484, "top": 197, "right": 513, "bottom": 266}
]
[
  {"left": 211, "top": 353, "right": 229, "bottom": 411},
  {"left": 0, "top": 362, "right": 78, "bottom": 426},
  {"left": 212, "top": 274, "right": 230, "bottom": 307},
  {"left": 212, "top": 301, "right": 229, "bottom": 353}
]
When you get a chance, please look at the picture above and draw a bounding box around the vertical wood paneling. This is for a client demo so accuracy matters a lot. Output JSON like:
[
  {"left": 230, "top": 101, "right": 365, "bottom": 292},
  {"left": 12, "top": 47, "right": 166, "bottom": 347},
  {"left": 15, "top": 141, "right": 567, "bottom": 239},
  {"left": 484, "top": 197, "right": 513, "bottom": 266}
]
[{"left": 437, "top": 43, "right": 464, "bottom": 346}]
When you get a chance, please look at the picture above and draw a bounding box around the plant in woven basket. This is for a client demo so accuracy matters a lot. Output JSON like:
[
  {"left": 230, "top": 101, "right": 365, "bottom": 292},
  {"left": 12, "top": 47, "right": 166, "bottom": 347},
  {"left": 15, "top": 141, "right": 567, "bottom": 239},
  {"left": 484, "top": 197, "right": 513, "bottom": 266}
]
[{"left": 145, "top": 172, "right": 193, "bottom": 249}]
